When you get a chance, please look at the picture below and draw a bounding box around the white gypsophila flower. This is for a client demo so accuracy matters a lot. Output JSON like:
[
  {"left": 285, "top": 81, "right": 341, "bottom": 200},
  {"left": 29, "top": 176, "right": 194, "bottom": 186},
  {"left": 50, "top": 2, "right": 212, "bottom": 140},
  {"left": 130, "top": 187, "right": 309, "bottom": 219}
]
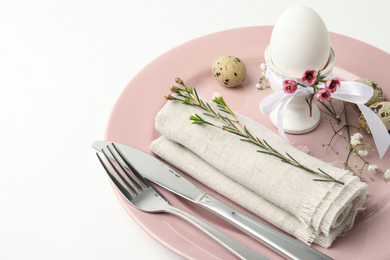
[
  {"left": 260, "top": 63, "right": 266, "bottom": 71},
  {"left": 352, "top": 132, "right": 363, "bottom": 139},
  {"left": 368, "top": 163, "right": 378, "bottom": 171},
  {"left": 350, "top": 132, "right": 363, "bottom": 146},
  {"left": 212, "top": 92, "right": 222, "bottom": 101},
  {"left": 384, "top": 169, "right": 390, "bottom": 180},
  {"left": 350, "top": 138, "right": 360, "bottom": 147},
  {"left": 256, "top": 83, "right": 262, "bottom": 90},
  {"left": 358, "top": 149, "right": 368, "bottom": 156},
  {"left": 352, "top": 132, "right": 363, "bottom": 141}
]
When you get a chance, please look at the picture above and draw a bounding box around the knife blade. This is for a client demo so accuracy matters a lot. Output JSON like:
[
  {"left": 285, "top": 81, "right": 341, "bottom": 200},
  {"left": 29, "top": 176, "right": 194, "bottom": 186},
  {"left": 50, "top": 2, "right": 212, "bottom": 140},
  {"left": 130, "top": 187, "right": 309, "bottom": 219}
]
[{"left": 92, "top": 140, "right": 332, "bottom": 260}]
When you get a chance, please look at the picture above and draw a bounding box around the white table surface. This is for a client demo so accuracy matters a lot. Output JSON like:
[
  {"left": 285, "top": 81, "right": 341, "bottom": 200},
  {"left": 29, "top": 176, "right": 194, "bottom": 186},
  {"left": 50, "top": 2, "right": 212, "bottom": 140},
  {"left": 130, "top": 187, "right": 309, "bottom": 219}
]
[{"left": 2, "top": 1, "right": 389, "bottom": 259}]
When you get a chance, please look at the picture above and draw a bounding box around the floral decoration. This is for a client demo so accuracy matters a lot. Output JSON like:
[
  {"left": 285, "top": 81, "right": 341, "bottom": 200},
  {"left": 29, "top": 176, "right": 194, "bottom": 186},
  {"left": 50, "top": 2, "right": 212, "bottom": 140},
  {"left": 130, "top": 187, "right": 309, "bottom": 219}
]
[
  {"left": 257, "top": 65, "right": 389, "bottom": 181},
  {"left": 256, "top": 63, "right": 270, "bottom": 90},
  {"left": 325, "top": 78, "right": 341, "bottom": 93},
  {"left": 282, "top": 69, "right": 341, "bottom": 103},
  {"left": 283, "top": 80, "right": 298, "bottom": 94},
  {"left": 301, "top": 69, "right": 318, "bottom": 85},
  {"left": 316, "top": 88, "right": 332, "bottom": 102}
]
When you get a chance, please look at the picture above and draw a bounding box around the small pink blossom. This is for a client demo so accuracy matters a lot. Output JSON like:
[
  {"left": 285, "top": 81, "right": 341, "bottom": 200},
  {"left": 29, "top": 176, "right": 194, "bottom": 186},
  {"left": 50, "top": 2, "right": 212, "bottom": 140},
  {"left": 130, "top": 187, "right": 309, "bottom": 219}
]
[
  {"left": 301, "top": 69, "right": 318, "bottom": 85},
  {"left": 316, "top": 88, "right": 331, "bottom": 102},
  {"left": 283, "top": 80, "right": 298, "bottom": 94},
  {"left": 325, "top": 77, "right": 341, "bottom": 93}
]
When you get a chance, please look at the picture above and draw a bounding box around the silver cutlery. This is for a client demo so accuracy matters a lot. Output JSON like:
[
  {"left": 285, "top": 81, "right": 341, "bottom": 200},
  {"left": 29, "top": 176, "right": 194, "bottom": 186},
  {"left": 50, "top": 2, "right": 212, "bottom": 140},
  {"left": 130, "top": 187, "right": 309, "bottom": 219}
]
[
  {"left": 96, "top": 144, "right": 267, "bottom": 260},
  {"left": 93, "top": 141, "right": 333, "bottom": 260}
]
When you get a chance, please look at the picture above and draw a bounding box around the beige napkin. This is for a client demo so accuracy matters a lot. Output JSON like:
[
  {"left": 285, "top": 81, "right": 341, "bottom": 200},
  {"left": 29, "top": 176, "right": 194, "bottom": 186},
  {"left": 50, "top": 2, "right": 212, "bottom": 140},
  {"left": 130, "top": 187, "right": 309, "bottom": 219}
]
[{"left": 150, "top": 97, "right": 367, "bottom": 248}]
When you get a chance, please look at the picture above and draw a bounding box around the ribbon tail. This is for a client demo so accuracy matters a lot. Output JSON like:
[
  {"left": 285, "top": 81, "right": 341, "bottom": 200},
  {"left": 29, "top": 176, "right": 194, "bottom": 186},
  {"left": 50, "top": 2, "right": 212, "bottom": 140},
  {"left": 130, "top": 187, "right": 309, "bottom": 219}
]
[
  {"left": 333, "top": 81, "right": 374, "bottom": 103},
  {"left": 358, "top": 104, "right": 390, "bottom": 158},
  {"left": 277, "top": 95, "right": 296, "bottom": 143},
  {"left": 260, "top": 91, "right": 287, "bottom": 114},
  {"left": 260, "top": 89, "right": 310, "bottom": 143}
]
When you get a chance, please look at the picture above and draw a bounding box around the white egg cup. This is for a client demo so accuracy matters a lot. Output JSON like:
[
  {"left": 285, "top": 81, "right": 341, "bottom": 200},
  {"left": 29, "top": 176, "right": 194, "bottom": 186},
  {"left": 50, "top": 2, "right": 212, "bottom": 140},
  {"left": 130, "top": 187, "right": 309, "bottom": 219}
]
[{"left": 264, "top": 46, "right": 336, "bottom": 134}]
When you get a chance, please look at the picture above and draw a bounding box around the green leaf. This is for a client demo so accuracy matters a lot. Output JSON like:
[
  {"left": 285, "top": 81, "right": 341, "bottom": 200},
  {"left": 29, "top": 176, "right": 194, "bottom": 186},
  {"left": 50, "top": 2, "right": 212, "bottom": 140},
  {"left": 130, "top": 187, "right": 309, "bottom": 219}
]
[
  {"left": 286, "top": 153, "right": 300, "bottom": 164},
  {"left": 227, "top": 131, "right": 246, "bottom": 137},
  {"left": 312, "top": 179, "right": 333, "bottom": 182},
  {"left": 244, "top": 126, "right": 256, "bottom": 140},
  {"left": 224, "top": 125, "right": 239, "bottom": 132}
]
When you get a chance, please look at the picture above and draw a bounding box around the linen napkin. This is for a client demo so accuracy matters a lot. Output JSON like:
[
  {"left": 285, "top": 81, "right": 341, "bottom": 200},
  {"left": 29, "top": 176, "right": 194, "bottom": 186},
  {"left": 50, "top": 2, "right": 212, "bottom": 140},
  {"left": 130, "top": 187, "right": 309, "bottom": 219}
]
[{"left": 150, "top": 97, "right": 367, "bottom": 248}]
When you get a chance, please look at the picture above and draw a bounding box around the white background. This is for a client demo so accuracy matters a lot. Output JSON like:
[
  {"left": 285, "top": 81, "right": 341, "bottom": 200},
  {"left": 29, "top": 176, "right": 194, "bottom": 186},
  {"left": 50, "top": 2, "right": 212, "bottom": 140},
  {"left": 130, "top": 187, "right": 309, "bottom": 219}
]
[{"left": 1, "top": 1, "right": 389, "bottom": 259}]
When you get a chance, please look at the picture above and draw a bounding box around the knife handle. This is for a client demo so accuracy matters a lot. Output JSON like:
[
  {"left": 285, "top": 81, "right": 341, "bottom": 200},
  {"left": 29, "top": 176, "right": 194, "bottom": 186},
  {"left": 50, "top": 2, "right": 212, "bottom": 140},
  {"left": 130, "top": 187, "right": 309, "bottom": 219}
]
[
  {"left": 198, "top": 194, "right": 333, "bottom": 260},
  {"left": 165, "top": 204, "right": 268, "bottom": 260}
]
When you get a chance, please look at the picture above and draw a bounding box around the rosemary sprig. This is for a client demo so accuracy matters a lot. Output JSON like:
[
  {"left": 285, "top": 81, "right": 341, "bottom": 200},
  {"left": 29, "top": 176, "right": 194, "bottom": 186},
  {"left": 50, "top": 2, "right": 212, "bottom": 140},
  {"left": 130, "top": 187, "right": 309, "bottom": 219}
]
[{"left": 166, "top": 77, "right": 344, "bottom": 185}]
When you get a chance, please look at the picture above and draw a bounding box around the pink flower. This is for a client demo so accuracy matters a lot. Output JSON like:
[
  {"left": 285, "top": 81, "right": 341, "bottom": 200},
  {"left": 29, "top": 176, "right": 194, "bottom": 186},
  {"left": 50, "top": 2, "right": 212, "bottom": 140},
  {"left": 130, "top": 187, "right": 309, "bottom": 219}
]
[
  {"left": 301, "top": 69, "right": 318, "bottom": 85},
  {"left": 325, "top": 77, "right": 340, "bottom": 93},
  {"left": 316, "top": 88, "right": 331, "bottom": 102},
  {"left": 283, "top": 80, "right": 298, "bottom": 94}
]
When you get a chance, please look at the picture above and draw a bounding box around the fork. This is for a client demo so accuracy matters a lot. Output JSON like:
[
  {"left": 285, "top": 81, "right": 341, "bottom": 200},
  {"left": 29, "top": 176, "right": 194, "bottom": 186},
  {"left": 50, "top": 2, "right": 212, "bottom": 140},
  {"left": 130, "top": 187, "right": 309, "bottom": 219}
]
[{"left": 97, "top": 144, "right": 268, "bottom": 260}]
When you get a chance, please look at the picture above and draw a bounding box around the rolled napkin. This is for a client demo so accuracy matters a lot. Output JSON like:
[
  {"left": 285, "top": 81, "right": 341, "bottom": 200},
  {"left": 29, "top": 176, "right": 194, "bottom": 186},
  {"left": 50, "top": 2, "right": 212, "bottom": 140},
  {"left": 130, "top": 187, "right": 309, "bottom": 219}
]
[{"left": 150, "top": 97, "right": 367, "bottom": 248}]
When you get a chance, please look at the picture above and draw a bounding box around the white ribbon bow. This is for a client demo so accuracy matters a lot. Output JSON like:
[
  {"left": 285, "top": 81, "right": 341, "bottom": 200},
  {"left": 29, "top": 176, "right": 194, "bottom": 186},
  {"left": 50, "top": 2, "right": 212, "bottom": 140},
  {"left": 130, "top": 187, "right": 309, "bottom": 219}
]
[{"left": 260, "top": 70, "right": 390, "bottom": 159}]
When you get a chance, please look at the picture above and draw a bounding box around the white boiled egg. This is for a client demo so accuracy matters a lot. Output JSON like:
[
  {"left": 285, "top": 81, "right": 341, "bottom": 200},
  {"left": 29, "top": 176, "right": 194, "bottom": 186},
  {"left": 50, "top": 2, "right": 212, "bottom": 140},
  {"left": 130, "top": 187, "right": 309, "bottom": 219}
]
[{"left": 269, "top": 6, "right": 330, "bottom": 77}]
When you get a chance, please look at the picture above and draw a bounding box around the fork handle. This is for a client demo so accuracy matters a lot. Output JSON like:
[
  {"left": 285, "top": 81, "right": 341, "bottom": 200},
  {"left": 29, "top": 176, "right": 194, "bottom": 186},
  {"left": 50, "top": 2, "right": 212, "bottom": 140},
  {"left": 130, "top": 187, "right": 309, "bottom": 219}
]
[{"left": 165, "top": 205, "right": 268, "bottom": 260}]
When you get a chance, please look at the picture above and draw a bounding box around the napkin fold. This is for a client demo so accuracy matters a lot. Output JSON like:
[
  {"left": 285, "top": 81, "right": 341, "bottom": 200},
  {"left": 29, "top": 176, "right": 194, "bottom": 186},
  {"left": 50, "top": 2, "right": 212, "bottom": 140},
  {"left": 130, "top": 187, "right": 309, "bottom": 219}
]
[{"left": 150, "top": 97, "right": 367, "bottom": 248}]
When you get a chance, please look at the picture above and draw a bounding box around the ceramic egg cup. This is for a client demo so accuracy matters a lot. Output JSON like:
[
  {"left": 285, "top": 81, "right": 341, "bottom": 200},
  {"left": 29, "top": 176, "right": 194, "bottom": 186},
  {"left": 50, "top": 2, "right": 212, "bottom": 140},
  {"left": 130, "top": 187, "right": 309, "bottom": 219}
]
[{"left": 264, "top": 47, "right": 336, "bottom": 134}]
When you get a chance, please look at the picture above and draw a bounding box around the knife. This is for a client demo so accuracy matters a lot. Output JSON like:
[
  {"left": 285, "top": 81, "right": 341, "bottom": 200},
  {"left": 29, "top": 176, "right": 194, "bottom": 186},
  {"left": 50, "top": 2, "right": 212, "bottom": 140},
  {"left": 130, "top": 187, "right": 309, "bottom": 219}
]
[{"left": 93, "top": 141, "right": 332, "bottom": 260}]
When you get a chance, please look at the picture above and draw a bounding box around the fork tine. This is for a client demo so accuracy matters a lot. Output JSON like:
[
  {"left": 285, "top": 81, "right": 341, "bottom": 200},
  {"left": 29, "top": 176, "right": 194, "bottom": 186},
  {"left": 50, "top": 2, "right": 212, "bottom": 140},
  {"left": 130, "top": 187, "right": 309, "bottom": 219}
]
[
  {"left": 101, "top": 148, "right": 139, "bottom": 195},
  {"left": 112, "top": 143, "right": 150, "bottom": 188},
  {"left": 106, "top": 145, "right": 143, "bottom": 191},
  {"left": 96, "top": 152, "right": 135, "bottom": 201},
  {"left": 110, "top": 143, "right": 168, "bottom": 202}
]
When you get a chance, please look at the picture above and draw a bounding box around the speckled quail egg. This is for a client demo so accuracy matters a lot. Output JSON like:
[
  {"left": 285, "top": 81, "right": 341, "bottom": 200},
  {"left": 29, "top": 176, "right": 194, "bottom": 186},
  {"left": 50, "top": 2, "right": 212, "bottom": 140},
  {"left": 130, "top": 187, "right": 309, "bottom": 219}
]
[
  {"left": 355, "top": 79, "right": 384, "bottom": 106},
  {"left": 358, "top": 101, "right": 390, "bottom": 133},
  {"left": 212, "top": 56, "right": 246, "bottom": 87}
]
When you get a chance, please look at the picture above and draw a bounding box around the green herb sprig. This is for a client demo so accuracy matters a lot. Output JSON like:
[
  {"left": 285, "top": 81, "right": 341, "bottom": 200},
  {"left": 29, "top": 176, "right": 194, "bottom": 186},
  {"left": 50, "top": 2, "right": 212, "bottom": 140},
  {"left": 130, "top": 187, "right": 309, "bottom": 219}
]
[{"left": 166, "top": 77, "right": 344, "bottom": 185}]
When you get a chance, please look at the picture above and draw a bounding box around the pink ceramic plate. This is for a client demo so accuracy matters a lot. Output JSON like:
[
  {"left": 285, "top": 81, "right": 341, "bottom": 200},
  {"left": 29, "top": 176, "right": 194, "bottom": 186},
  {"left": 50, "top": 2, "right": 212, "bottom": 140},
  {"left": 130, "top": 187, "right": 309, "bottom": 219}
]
[{"left": 105, "top": 26, "right": 390, "bottom": 259}]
